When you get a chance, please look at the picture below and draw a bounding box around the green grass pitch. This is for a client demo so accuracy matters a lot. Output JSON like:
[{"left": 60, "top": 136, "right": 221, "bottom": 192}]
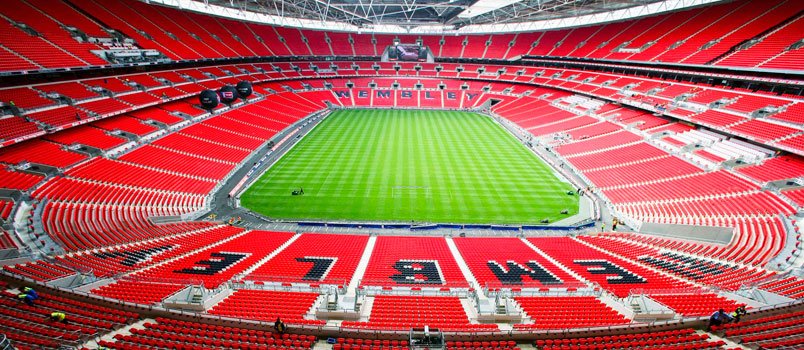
[{"left": 241, "top": 109, "right": 579, "bottom": 224}]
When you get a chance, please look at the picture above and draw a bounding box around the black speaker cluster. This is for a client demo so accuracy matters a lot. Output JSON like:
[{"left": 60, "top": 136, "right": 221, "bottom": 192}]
[{"left": 198, "top": 81, "right": 253, "bottom": 110}]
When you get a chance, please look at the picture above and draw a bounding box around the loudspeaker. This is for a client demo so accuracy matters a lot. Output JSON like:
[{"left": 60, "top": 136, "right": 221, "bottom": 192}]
[
  {"left": 198, "top": 89, "right": 219, "bottom": 110},
  {"left": 235, "top": 81, "right": 253, "bottom": 99},
  {"left": 218, "top": 85, "right": 238, "bottom": 104}
]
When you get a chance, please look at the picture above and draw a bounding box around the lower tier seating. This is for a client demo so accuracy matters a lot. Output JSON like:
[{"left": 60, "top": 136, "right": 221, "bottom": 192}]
[
  {"left": 342, "top": 295, "right": 498, "bottom": 332},
  {"left": 0, "top": 286, "right": 137, "bottom": 349},
  {"left": 514, "top": 296, "right": 630, "bottom": 329},
  {"left": 92, "top": 280, "right": 188, "bottom": 305},
  {"left": 333, "top": 337, "right": 411, "bottom": 350},
  {"left": 208, "top": 289, "right": 324, "bottom": 325},
  {"left": 648, "top": 293, "right": 744, "bottom": 317},
  {"left": 99, "top": 317, "right": 315, "bottom": 350},
  {"left": 716, "top": 310, "right": 804, "bottom": 349},
  {"left": 534, "top": 329, "right": 726, "bottom": 350}
]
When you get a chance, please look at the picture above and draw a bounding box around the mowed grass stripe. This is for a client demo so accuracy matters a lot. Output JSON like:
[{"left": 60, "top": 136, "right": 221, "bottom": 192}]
[{"left": 241, "top": 109, "right": 578, "bottom": 224}]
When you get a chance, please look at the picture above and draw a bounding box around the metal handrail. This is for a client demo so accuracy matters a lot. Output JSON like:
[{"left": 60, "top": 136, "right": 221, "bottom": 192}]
[{"left": 0, "top": 334, "right": 11, "bottom": 350}]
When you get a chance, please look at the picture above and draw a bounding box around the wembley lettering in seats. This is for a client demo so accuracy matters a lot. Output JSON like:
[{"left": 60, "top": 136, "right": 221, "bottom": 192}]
[
  {"left": 174, "top": 252, "right": 249, "bottom": 276},
  {"left": 330, "top": 89, "right": 479, "bottom": 102},
  {"left": 296, "top": 257, "right": 338, "bottom": 281},
  {"left": 574, "top": 260, "right": 647, "bottom": 284},
  {"left": 390, "top": 260, "right": 445, "bottom": 285},
  {"left": 487, "top": 260, "right": 563, "bottom": 285},
  {"left": 94, "top": 245, "right": 173, "bottom": 267}
]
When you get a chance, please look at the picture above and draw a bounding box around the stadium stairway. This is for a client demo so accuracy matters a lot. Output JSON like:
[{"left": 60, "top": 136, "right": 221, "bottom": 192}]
[
  {"left": 445, "top": 236, "right": 483, "bottom": 292},
  {"left": 344, "top": 235, "right": 376, "bottom": 296},
  {"left": 85, "top": 318, "right": 154, "bottom": 350},
  {"left": 518, "top": 238, "right": 593, "bottom": 288},
  {"left": 235, "top": 233, "right": 301, "bottom": 279}
]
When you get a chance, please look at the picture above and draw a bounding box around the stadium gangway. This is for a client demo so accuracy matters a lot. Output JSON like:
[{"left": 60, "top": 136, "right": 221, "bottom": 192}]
[{"left": 230, "top": 276, "right": 348, "bottom": 292}]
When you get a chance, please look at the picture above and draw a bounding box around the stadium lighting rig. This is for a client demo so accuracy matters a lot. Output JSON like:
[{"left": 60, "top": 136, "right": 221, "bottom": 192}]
[{"left": 149, "top": 0, "right": 729, "bottom": 33}]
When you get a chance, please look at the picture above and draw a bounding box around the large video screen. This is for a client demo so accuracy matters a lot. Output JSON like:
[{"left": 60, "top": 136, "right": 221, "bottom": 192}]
[{"left": 390, "top": 44, "right": 427, "bottom": 61}]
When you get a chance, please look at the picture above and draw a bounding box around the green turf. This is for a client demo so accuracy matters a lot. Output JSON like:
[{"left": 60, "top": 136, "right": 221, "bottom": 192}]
[{"left": 241, "top": 109, "right": 579, "bottom": 224}]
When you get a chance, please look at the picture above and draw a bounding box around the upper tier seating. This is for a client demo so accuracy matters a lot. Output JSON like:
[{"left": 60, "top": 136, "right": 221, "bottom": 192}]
[
  {"left": 40, "top": 201, "right": 212, "bottom": 251},
  {"left": 737, "top": 155, "right": 804, "bottom": 183},
  {"left": 65, "top": 157, "right": 217, "bottom": 195},
  {"left": 452, "top": 237, "right": 581, "bottom": 290},
  {"left": 758, "top": 276, "right": 804, "bottom": 299},
  {"left": 528, "top": 237, "right": 691, "bottom": 298},
  {"left": 0, "top": 168, "right": 44, "bottom": 191},
  {"left": 361, "top": 236, "right": 468, "bottom": 288},
  {"left": 0, "top": 88, "right": 54, "bottom": 110},
  {"left": 246, "top": 233, "right": 368, "bottom": 285},
  {"left": 0, "top": 0, "right": 799, "bottom": 72},
  {"left": 579, "top": 235, "right": 775, "bottom": 291},
  {"left": 91, "top": 115, "right": 160, "bottom": 136},
  {"left": 43, "top": 125, "right": 127, "bottom": 150},
  {"left": 117, "top": 230, "right": 293, "bottom": 289},
  {"left": 0, "top": 139, "right": 87, "bottom": 168}
]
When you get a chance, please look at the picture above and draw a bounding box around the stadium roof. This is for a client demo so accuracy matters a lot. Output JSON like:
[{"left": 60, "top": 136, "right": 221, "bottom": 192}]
[{"left": 145, "top": 0, "right": 727, "bottom": 33}]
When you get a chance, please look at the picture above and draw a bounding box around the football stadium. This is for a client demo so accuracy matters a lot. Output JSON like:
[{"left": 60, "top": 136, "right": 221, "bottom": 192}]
[{"left": 0, "top": 0, "right": 802, "bottom": 348}]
